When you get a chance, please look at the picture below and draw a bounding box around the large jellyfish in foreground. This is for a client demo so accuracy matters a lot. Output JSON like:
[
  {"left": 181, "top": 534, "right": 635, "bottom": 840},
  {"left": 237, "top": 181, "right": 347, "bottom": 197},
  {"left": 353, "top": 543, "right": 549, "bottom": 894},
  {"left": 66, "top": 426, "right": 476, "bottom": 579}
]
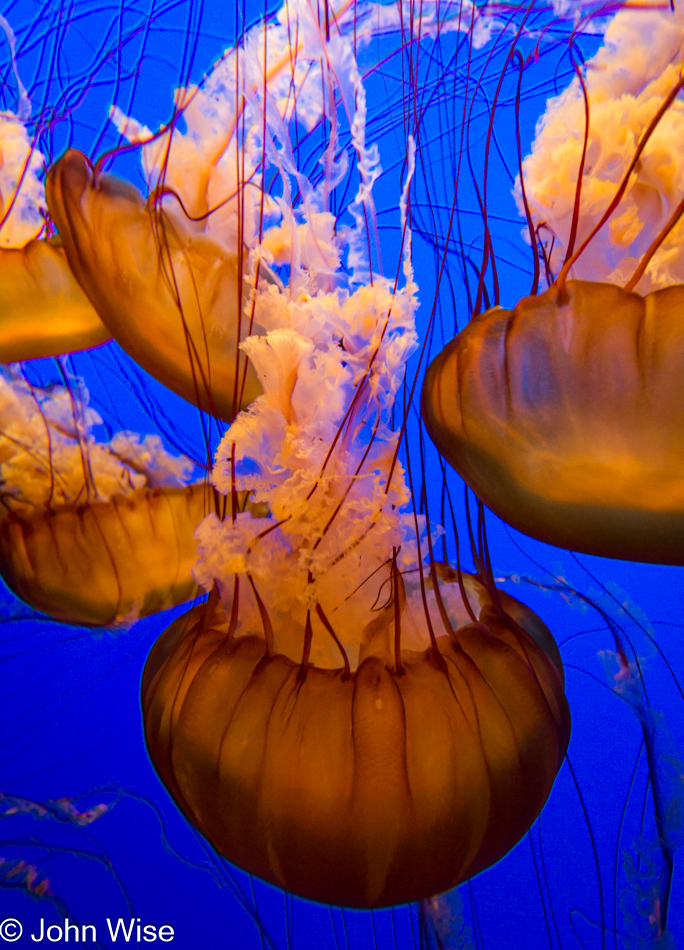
[
  {"left": 143, "top": 578, "right": 569, "bottom": 907},
  {"left": 39, "top": 0, "right": 570, "bottom": 907},
  {"left": 422, "top": 2, "right": 684, "bottom": 565},
  {"left": 1, "top": 1, "right": 682, "bottom": 947}
]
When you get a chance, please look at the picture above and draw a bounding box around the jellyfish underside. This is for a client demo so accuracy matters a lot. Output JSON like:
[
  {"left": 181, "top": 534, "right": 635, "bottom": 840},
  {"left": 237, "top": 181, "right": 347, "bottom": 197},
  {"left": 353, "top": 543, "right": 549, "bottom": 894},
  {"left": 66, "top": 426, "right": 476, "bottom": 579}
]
[
  {"left": 46, "top": 150, "right": 262, "bottom": 422},
  {"left": 422, "top": 279, "right": 684, "bottom": 565},
  {"left": 142, "top": 569, "right": 570, "bottom": 909},
  {"left": 0, "top": 239, "right": 110, "bottom": 361},
  {"left": 0, "top": 482, "right": 211, "bottom": 626}
]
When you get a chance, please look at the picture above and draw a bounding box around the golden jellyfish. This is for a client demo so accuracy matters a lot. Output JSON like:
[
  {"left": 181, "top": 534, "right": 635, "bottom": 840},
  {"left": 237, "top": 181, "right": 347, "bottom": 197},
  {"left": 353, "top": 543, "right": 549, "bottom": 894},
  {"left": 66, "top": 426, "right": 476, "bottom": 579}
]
[
  {"left": 133, "top": 0, "right": 570, "bottom": 908},
  {"left": 45, "top": 150, "right": 260, "bottom": 422},
  {"left": 422, "top": 2, "right": 684, "bottom": 566},
  {"left": 0, "top": 367, "right": 210, "bottom": 626},
  {"left": 41, "top": 12, "right": 351, "bottom": 422},
  {"left": 142, "top": 352, "right": 571, "bottom": 905},
  {"left": 0, "top": 113, "right": 110, "bottom": 362},
  {"left": 0, "top": 95, "right": 213, "bottom": 627},
  {"left": 142, "top": 571, "right": 569, "bottom": 908}
]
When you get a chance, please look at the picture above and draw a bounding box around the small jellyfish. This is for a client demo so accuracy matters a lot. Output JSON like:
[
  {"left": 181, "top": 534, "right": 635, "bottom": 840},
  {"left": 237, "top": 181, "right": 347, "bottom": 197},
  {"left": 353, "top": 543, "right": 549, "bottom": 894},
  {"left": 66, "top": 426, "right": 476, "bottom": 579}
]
[
  {"left": 0, "top": 114, "right": 110, "bottom": 362},
  {"left": 422, "top": 2, "right": 684, "bottom": 565},
  {"left": 0, "top": 368, "right": 209, "bottom": 626}
]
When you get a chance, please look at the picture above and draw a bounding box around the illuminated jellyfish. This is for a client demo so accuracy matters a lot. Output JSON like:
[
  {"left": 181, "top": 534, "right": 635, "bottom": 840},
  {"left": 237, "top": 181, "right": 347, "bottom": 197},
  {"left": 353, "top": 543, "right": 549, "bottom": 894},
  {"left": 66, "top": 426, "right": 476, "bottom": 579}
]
[
  {"left": 0, "top": 112, "right": 109, "bottom": 361},
  {"left": 135, "top": 0, "right": 570, "bottom": 909},
  {"left": 1, "top": 0, "right": 682, "bottom": 946},
  {"left": 422, "top": 0, "right": 684, "bottom": 565},
  {"left": 41, "top": 15, "right": 301, "bottom": 420},
  {"left": 143, "top": 318, "right": 570, "bottom": 906},
  {"left": 0, "top": 366, "right": 208, "bottom": 626}
]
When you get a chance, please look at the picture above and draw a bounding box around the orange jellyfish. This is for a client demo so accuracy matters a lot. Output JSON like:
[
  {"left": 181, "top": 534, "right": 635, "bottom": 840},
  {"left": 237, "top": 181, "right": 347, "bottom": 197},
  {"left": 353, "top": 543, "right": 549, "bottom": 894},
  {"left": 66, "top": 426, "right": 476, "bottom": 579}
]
[
  {"left": 131, "top": 0, "right": 571, "bottom": 905},
  {"left": 0, "top": 113, "right": 110, "bottom": 362},
  {"left": 0, "top": 111, "right": 215, "bottom": 627},
  {"left": 43, "top": 53, "right": 294, "bottom": 422},
  {"left": 0, "top": 484, "right": 208, "bottom": 627},
  {"left": 142, "top": 568, "right": 570, "bottom": 908},
  {"left": 0, "top": 367, "right": 210, "bottom": 626},
  {"left": 45, "top": 149, "right": 261, "bottom": 421},
  {"left": 422, "top": 1, "right": 684, "bottom": 566},
  {"left": 141, "top": 301, "right": 570, "bottom": 906}
]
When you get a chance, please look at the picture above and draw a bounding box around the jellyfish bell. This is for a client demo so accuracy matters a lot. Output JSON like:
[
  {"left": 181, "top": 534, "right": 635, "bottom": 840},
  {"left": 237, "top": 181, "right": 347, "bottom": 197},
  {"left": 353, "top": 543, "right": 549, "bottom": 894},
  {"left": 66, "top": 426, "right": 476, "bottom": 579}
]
[
  {"left": 0, "top": 370, "right": 213, "bottom": 627},
  {"left": 45, "top": 150, "right": 260, "bottom": 423},
  {"left": 0, "top": 482, "right": 209, "bottom": 628},
  {"left": 142, "top": 566, "right": 570, "bottom": 909},
  {"left": 422, "top": 278, "right": 684, "bottom": 565},
  {"left": 0, "top": 239, "right": 111, "bottom": 362},
  {"left": 422, "top": 1, "right": 684, "bottom": 566},
  {"left": 0, "top": 114, "right": 110, "bottom": 362}
]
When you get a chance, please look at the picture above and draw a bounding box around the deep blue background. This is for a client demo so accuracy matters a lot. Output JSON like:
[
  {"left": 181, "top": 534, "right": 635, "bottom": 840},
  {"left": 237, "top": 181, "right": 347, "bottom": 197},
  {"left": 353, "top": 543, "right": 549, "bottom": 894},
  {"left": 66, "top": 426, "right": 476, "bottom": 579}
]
[{"left": 1, "top": 2, "right": 682, "bottom": 948}]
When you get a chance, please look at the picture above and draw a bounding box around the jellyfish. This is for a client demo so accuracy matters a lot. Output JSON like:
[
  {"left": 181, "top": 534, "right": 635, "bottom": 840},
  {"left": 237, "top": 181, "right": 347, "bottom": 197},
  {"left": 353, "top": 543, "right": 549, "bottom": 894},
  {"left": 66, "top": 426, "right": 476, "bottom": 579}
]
[
  {"left": 142, "top": 271, "right": 570, "bottom": 908},
  {"left": 0, "top": 366, "right": 210, "bottom": 626},
  {"left": 0, "top": 112, "right": 110, "bottom": 361},
  {"left": 81, "top": 0, "right": 566, "bottom": 909},
  {"left": 40, "top": 4, "right": 353, "bottom": 421},
  {"left": 1, "top": 0, "right": 682, "bottom": 947},
  {"left": 422, "top": 0, "right": 684, "bottom": 565}
]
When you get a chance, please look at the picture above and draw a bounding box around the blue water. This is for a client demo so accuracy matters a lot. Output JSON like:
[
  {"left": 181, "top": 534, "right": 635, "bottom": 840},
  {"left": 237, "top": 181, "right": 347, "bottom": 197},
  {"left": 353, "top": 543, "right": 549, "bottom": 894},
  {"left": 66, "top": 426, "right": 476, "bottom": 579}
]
[{"left": 1, "top": 2, "right": 682, "bottom": 948}]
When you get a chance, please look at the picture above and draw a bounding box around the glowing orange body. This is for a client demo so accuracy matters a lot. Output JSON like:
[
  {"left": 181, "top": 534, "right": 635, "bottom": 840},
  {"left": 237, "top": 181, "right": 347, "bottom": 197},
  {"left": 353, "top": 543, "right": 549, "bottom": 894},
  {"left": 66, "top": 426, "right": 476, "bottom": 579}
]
[
  {"left": 0, "top": 483, "right": 208, "bottom": 626},
  {"left": 142, "top": 578, "right": 570, "bottom": 907},
  {"left": 0, "top": 239, "right": 109, "bottom": 361},
  {"left": 46, "top": 151, "right": 260, "bottom": 421},
  {"left": 422, "top": 279, "right": 684, "bottom": 564}
]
